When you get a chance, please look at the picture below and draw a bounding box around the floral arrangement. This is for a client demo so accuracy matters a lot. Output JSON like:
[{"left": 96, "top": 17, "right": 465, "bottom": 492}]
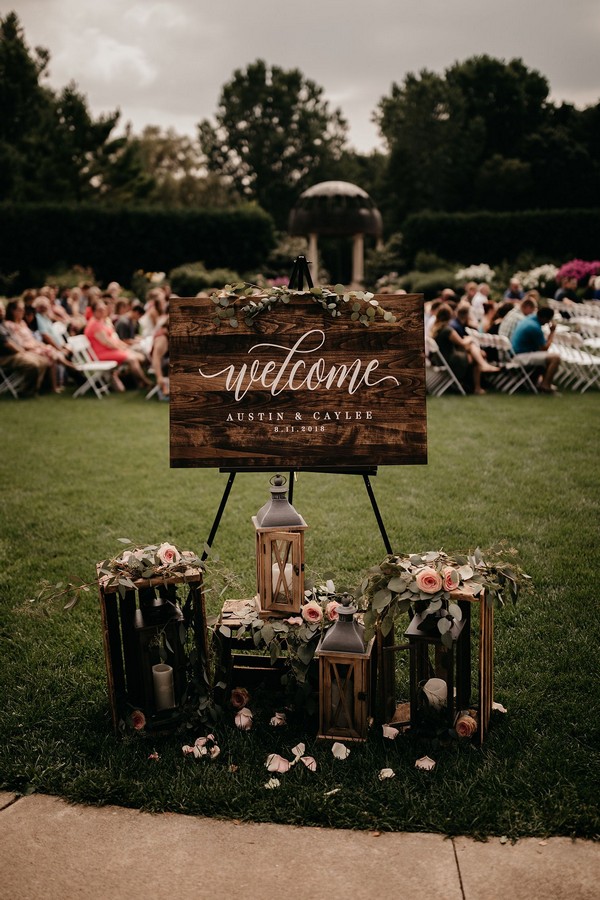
[
  {"left": 216, "top": 581, "right": 341, "bottom": 685},
  {"left": 209, "top": 281, "right": 398, "bottom": 329},
  {"left": 556, "top": 259, "right": 600, "bottom": 286},
  {"left": 359, "top": 548, "right": 528, "bottom": 648},
  {"left": 511, "top": 264, "right": 558, "bottom": 294},
  {"left": 454, "top": 263, "right": 495, "bottom": 285}
]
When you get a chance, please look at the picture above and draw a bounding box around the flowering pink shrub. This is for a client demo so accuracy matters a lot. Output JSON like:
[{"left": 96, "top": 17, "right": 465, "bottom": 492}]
[{"left": 556, "top": 259, "right": 600, "bottom": 285}]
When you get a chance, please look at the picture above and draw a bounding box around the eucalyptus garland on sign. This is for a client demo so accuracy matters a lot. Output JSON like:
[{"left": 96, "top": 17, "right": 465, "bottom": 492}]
[
  {"left": 359, "top": 547, "right": 530, "bottom": 648},
  {"left": 209, "top": 282, "right": 399, "bottom": 328}
]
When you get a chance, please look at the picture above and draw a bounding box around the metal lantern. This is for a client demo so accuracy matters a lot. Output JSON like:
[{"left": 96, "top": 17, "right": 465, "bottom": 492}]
[
  {"left": 252, "top": 473, "right": 308, "bottom": 616},
  {"left": 315, "top": 594, "right": 375, "bottom": 742},
  {"left": 405, "top": 608, "right": 471, "bottom": 733}
]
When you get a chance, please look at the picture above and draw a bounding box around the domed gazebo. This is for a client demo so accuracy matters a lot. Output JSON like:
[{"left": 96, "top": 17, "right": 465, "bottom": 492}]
[{"left": 288, "top": 181, "right": 383, "bottom": 288}]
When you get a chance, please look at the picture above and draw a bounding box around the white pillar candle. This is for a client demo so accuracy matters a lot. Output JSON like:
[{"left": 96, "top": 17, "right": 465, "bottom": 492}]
[
  {"left": 271, "top": 562, "right": 293, "bottom": 601},
  {"left": 152, "top": 663, "right": 175, "bottom": 711}
]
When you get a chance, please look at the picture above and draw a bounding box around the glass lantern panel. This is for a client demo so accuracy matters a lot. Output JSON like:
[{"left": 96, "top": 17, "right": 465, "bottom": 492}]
[
  {"left": 270, "top": 538, "right": 294, "bottom": 605},
  {"left": 330, "top": 662, "right": 355, "bottom": 729}
]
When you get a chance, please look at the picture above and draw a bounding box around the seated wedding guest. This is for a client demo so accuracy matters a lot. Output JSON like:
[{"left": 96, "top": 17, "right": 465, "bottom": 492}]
[
  {"left": 431, "top": 303, "right": 499, "bottom": 395},
  {"left": 38, "top": 284, "right": 71, "bottom": 325},
  {"left": 84, "top": 298, "right": 151, "bottom": 390},
  {"left": 511, "top": 306, "right": 560, "bottom": 393},
  {"left": 471, "top": 283, "right": 491, "bottom": 324},
  {"left": 503, "top": 278, "right": 524, "bottom": 301},
  {"left": 480, "top": 300, "right": 497, "bottom": 334},
  {"left": 498, "top": 293, "right": 538, "bottom": 343},
  {"left": 5, "top": 298, "right": 73, "bottom": 392},
  {"left": 115, "top": 300, "right": 144, "bottom": 344},
  {"left": 554, "top": 276, "right": 579, "bottom": 303},
  {"left": 450, "top": 302, "right": 477, "bottom": 338},
  {"left": 487, "top": 301, "right": 514, "bottom": 335},
  {"left": 460, "top": 281, "right": 478, "bottom": 305},
  {"left": 150, "top": 318, "right": 169, "bottom": 399},
  {"left": 139, "top": 288, "right": 166, "bottom": 338},
  {"left": 0, "top": 300, "right": 50, "bottom": 395},
  {"left": 33, "top": 296, "right": 71, "bottom": 355}
]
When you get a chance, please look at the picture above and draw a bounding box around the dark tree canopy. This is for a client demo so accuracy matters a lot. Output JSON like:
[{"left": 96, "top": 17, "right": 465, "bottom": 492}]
[
  {"left": 199, "top": 59, "right": 348, "bottom": 227},
  {"left": 375, "top": 55, "right": 600, "bottom": 227},
  {"left": 0, "top": 11, "right": 153, "bottom": 203}
]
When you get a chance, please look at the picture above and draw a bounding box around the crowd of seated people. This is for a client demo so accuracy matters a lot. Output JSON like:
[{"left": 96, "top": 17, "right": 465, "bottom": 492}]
[{"left": 0, "top": 279, "right": 171, "bottom": 398}]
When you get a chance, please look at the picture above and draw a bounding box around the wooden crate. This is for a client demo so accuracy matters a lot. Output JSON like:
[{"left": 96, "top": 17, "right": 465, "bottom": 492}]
[{"left": 98, "top": 566, "right": 207, "bottom": 732}]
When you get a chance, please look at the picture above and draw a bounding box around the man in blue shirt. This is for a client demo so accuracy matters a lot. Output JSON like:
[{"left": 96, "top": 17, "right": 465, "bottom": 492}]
[{"left": 511, "top": 307, "right": 560, "bottom": 393}]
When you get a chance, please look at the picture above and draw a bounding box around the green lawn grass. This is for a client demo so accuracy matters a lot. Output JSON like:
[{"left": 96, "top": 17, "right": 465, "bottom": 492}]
[{"left": 0, "top": 391, "right": 599, "bottom": 838}]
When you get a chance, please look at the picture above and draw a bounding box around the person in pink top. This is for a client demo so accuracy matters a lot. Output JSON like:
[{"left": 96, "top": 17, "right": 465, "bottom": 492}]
[{"left": 84, "top": 299, "right": 151, "bottom": 390}]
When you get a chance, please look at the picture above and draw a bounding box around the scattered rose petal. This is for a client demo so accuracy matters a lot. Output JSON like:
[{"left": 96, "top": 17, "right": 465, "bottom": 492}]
[
  {"left": 265, "top": 753, "right": 291, "bottom": 774},
  {"left": 324, "top": 788, "right": 341, "bottom": 797},
  {"left": 270, "top": 712, "right": 286, "bottom": 727},
  {"left": 415, "top": 755, "right": 436, "bottom": 771},
  {"left": 148, "top": 752, "right": 160, "bottom": 761},
  {"left": 285, "top": 616, "right": 303, "bottom": 626},
  {"left": 492, "top": 701, "right": 508, "bottom": 714},
  {"left": 235, "top": 707, "right": 253, "bottom": 730},
  {"left": 229, "top": 764, "right": 239, "bottom": 773},
  {"left": 291, "top": 742, "right": 306, "bottom": 760},
  {"left": 207, "top": 744, "right": 221, "bottom": 760},
  {"left": 370, "top": 831, "right": 382, "bottom": 837},
  {"left": 332, "top": 742, "right": 351, "bottom": 760},
  {"left": 264, "top": 777, "right": 280, "bottom": 790},
  {"left": 182, "top": 744, "right": 195, "bottom": 756},
  {"left": 300, "top": 756, "right": 317, "bottom": 772},
  {"left": 378, "top": 768, "right": 395, "bottom": 780},
  {"left": 382, "top": 724, "right": 399, "bottom": 740}
]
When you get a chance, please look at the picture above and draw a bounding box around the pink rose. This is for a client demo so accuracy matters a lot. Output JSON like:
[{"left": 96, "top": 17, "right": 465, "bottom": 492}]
[
  {"left": 455, "top": 714, "right": 478, "bottom": 738},
  {"left": 325, "top": 601, "right": 339, "bottom": 622},
  {"left": 130, "top": 709, "right": 146, "bottom": 731},
  {"left": 235, "top": 707, "right": 253, "bottom": 731},
  {"left": 302, "top": 601, "right": 323, "bottom": 624},
  {"left": 157, "top": 542, "right": 181, "bottom": 566},
  {"left": 285, "top": 616, "right": 303, "bottom": 626},
  {"left": 443, "top": 566, "right": 460, "bottom": 592},
  {"left": 230, "top": 687, "right": 250, "bottom": 710},
  {"left": 415, "top": 566, "right": 443, "bottom": 594}
]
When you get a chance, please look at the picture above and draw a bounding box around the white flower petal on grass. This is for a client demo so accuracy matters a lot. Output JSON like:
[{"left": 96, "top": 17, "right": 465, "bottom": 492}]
[
  {"left": 265, "top": 753, "right": 291, "bottom": 774},
  {"left": 492, "top": 701, "right": 508, "bottom": 714},
  {"left": 415, "top": 755, "right": 436, "bottom": 771},
  {"left": 182, "top": 745, "right": 195, "bottom": 756},
  {"left": 269, "top": 712, "right": 286, "bottom": 727},
  {"left": 324, "top": 788, "right": 341, "bottom": 797},
  {"left": 291, "top": 742, "right": 306, "bottom": 760},
  {"left": 207, "top": 744, "right": 221, "bottom": 760},
  {"left": 331, "top": 742, "right": 350, "bottom": 760},
  {"left": 300, "top": 756, "right": 317, "bottom": 772},
  {"left": 378, "top": 768, "right": 395, "bottom": 781},
  {"left": 264, "top": 777, "right": 281, "bottom": 789},
  {"left": 382, "top": 724, "right": 399, "bottom": 740}
]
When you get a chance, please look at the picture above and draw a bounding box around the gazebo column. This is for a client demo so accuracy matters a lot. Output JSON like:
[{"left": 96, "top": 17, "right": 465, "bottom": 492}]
[
  {"left": 308, "top": 233, "right": 319, "bottom": 285},
  {"left": 351, "top": 233, "right": 365, "bottom": 288}
]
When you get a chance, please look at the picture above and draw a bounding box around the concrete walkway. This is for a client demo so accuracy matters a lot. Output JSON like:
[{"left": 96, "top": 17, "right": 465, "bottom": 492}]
[{"left": 0, "top": 791, "right": 598, "bottom": 899}]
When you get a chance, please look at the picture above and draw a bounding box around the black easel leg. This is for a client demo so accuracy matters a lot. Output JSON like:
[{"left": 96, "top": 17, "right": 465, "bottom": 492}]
[
  {"left": 363, "top": 474, "right": 393, "bottom": 555},
  {"left": 201, "top": 471, "right": 237, "bottom": 561},
  {"left": 288, "top": 470, "right": 294, "bottom": 505}
]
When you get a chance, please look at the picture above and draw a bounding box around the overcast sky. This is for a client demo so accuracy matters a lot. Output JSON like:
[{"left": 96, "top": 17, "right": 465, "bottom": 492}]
[{"left": 10, "top": 0, "right": 600, "bottom": 153}]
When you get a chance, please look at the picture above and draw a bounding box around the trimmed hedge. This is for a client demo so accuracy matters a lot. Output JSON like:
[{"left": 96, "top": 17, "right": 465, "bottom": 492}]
[
  {"left": 402, "top": 209, "right": 600, "bottom": 268},
  {"left": 0, "top": 203, "right": 275, "bottom": 290}
]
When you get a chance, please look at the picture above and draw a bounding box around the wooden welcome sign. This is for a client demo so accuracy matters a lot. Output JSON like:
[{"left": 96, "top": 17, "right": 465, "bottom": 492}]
[{"left": 169, "top": 294, "right": 426, "bottom": 469}]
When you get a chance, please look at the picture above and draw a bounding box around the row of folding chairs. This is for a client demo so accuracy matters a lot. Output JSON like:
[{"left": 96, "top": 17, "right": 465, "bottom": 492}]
[
  {"left": 551, "top": 332, "right": 600, "bottom": 393},
  {"left": 0, "top": 365, "right": 24, "bottom": 398}
]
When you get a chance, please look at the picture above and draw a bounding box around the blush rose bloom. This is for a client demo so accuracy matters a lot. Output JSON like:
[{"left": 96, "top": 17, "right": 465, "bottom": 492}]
[
  {"left": 443, "top": 566, "right": 460, "bottom": 592},
  {"left": 415, "top": 566, "right": 443, "bottom": 594},
  {"left": 325, "top": 601, "right": 339, "bottom": 622},
  {"left": 157, "top": 542, "right": 181, "bottom": 566},
  {"left": 302, "top": 601, "right": 323, "bottom": 624},
  {"left": 455, "top": 714, "right": 478, "bottom": 738},
  {"left": 230, "top": 687, "right": 250, "bottom": 710},
  {"left": 130, "top": 710, "right": 146, "bottom": 731},
  {"left": 235, "top": 707, "right": 253, "bottom": 731}
]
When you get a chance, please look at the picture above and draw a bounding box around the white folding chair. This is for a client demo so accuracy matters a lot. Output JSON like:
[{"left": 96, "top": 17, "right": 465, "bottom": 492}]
[
  {"left": 553, "top": 332, "right": 600, "bottom": 393},
  {"left": 0, "top": 364, "right": 24, "bottom": 398},
  {"left": 425, "top": 336, "right": 466, "bottom": 396},
  {"left": 469, "top": 332, "right": 538, "bottom": 394},
  {"left": 67, "top": 335, "right": 117, "bottom": 399}
]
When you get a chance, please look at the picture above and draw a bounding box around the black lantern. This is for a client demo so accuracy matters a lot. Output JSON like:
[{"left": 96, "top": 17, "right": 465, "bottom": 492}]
[
  {"left": 405, "top": 607, "right": 471, "bottom": 733},
  {"left": 315, "top": 594, "right": 375, "bottom": 742},
  {"left": 252, "top": 474, "right": 308, "bottom": 616}
]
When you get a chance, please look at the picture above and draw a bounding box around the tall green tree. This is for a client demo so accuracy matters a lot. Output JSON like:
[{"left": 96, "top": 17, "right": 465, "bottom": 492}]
[
  {"left": 199, "top": 59, "right": 348, "bottom": 227},
  {"left": 0, "top": 12, "right": 152, "bottom": 203}
]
